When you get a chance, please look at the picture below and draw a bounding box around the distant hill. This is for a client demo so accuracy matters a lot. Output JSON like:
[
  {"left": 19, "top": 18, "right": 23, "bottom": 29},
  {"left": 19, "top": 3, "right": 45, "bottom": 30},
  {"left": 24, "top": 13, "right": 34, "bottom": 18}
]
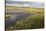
[{"left": 6, "top": 6, "right": 44, "bottom": 10}]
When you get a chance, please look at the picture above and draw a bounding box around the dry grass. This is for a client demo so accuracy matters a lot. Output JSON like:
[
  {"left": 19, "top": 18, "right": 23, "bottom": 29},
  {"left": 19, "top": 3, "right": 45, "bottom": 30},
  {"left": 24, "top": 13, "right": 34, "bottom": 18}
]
[{"left": 6, "top": 6, "right": 16, "bottom": 10}]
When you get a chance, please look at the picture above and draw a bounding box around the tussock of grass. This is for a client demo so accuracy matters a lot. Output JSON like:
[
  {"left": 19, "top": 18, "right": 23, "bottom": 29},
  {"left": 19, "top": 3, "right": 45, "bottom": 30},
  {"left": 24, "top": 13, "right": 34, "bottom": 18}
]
[{"left": 5, "top": 15, "right": 11, "bottom": 20}]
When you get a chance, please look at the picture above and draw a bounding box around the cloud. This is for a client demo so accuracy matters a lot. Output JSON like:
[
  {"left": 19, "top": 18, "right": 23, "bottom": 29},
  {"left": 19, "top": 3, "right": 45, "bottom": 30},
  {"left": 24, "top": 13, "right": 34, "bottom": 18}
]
[{"left": 6, "top": 1, "right": 44, "bottom": 8}]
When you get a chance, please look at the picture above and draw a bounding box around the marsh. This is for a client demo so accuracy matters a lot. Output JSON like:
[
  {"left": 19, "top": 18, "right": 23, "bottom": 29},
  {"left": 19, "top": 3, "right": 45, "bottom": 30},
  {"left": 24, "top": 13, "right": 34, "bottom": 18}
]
[{"left": 5, "top": 1, "right": 44, "bottom": 30}]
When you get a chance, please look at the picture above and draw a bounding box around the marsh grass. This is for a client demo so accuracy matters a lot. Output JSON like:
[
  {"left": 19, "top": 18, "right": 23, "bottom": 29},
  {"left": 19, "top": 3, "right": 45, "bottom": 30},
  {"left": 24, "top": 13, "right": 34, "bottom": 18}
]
[
  {"left": 6, "top": 14, "right": 44, "bottom": 30},
  {"left": 5, "top": 6, "right": 44, "bottom": 30}
]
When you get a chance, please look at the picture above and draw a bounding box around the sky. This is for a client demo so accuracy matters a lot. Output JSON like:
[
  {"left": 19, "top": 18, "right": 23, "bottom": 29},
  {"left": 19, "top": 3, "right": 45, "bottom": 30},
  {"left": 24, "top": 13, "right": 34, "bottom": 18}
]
[
  {"left": 6, "top": 0, "right": 44, "bottom": 2},
  {"left": 6, "top": 0, "right": 44, "bottom": 8}
]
